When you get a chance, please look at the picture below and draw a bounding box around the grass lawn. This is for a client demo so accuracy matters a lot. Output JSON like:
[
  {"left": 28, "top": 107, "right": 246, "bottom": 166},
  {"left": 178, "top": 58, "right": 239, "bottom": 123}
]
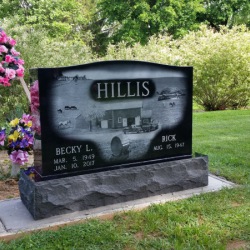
[
  {"left": 193, "top": 110, "right": 250, "bottom": 185},
  {"left": 0, "top": 110, "right": 250, "bottom": 249}
]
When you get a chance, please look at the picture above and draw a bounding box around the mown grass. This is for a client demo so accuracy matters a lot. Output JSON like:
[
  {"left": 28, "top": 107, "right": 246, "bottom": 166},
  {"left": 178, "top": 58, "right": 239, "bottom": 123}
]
[
  {"left": 0, "top": 110, "right": 249, "bottom": 249},
  {"left": 193, "top": 110, "right": 250, "bottom": 185},
  {"left": 0, "top": 187, "right": 249, "bottom": 250}
]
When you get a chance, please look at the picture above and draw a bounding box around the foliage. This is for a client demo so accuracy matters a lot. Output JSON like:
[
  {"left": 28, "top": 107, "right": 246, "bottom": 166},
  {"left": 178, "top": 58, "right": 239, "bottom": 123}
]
[
  {"left": 1, "top": 22, "right": 249, "bottom": 114},
  {"left": 95, "top": 0, "right": 250, "bottom": 52},
  {"left": 174, "top": 25, "right": 250, "bottom": 110},
  {"left": 0, "top": 82, "right": 29, "bottom": 122},
  {"left": 0, "top": 0, "right": 96, "bottom": 42},
  {"left": 101, "top": 26, "right": 250, "bottom": 111},
  {"left": 199, "top": 0, "right": 250, "bottom": 29},
  {"left": 96, "top": 0, "right": 204, "bottom": 48},
  {"left": 0, "top": 0, "right": 250, "bottom": 55}
]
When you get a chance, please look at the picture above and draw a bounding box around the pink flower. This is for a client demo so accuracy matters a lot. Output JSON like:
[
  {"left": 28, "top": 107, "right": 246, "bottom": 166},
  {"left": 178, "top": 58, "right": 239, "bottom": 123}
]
[
  {"left": 30, "top": 80, "right": 40, "bottom": 110},
  {"left": 0, "top": 76, "right": 11, "bottom": 86},
  {"left": 16, "top": 58, "right": 24, "bottom": 65},
  {"left": 0, "top": 45, "right": 8, "bottom": 54},
  {"left": 8, "top": 37, "right": 16, "bottom": 47},
  {"left": 10, "top": 48, "right": 20, "bottom": 56},
  {"left": 5, "top": 68, "right": 16, "bottom": 79},
  {"left": 0, "top": 29, "right": 24, "bottom": 88},
  {"left": 30, "top": 80, "right": 39, "bottom": 92},
  {"left": 31, "top": 97, "right": 39, "bottom": 111},
  {"left": 0, "top": 31, "right": 8, "bottom": 43},
  {"left": 21, "top": 113, "right": 32, "bottom": 124},
  {"left": 31, "top": 114, "right": 41, "bottom": 135},
  {"left": 0, "top": 64, "right": 5, "bottom": 73},
  {"left": 16, "top": 67, "right": 24, "bottom": 77},
  {"left": 5, "top": 55, "right": 14, "bottom": 63},
  {"left": 9, "top": 150, "right": 29, "bottom": 165},
  {"left": 3, "top": 81, "right": 11, "bottom": 86}
]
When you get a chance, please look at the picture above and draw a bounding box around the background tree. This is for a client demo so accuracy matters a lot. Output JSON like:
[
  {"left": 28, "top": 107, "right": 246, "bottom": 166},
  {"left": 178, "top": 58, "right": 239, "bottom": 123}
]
[
  {"left": 96, "top": 0, "right": 204, "bottom": 48},
  {"left": 0, "top": 0, "right": 96, "bottom": 42},
  {"left": 199, "top": 0, "right": 250, "bottom": 29}
]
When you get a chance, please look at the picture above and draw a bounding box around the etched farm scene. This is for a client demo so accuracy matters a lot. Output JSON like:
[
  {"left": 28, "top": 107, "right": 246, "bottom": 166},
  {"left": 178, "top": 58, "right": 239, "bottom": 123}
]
[{"left": 48, "top": 74, "right": 187, "bottom": 161}]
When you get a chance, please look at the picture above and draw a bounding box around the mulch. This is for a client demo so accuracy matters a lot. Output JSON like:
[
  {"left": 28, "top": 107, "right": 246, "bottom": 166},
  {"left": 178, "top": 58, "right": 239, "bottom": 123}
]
[{"left": 0, "top": 150, "right": 33, "bottom": 200}]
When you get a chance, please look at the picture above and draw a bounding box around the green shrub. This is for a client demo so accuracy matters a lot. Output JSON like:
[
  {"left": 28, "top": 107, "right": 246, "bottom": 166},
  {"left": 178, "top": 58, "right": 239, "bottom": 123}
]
[
  {"left": 0, "top": 81, "right": 29, "bottom": 123},
  {"left": 175, "top": 25, "right": 250, "bottom": 110},
  {"left": 102, "top": 26, "right": 250, "bottom": 111}
]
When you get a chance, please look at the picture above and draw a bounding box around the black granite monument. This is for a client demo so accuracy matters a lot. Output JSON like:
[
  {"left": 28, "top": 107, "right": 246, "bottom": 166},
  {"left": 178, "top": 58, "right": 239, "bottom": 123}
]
[{"left": 19, "top": 61, "right": 208, "bottom": 219}]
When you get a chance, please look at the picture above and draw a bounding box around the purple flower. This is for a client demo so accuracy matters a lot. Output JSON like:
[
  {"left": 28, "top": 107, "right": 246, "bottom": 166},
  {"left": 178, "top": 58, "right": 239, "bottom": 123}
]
[
  {"left": 9, "top": 150, "right": 29, "bottom": 165},
  {"left": 24, "top": 133, "right": 34, "bottom": 146},
  {"left": 24, "top": 166, "right": 35, "bottom": 176},
  {"left": 9, "top": 141, "right": 17, "bottom": 149},
  {"left": 19, "top": 139, "right": 29, "bottom": 148},
  {"left": 0, "top": 129, "right": 6, "bottom": 146}
]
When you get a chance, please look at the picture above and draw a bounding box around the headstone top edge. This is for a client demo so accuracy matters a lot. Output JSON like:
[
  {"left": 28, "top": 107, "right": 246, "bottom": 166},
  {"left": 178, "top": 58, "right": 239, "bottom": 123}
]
[{"left": 30, "top": 60, "right": 193, "bottom": 71}]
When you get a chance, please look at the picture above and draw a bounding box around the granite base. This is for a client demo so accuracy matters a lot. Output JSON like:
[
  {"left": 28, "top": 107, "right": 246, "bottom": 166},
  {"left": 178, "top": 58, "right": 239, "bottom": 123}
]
[{"left": 19, "top": 156, "right": 208, "bottom": 220}]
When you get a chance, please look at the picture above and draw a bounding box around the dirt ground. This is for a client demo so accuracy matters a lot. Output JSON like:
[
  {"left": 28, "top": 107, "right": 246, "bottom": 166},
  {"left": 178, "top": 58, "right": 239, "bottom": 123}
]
[
  {"left": 0, "top": 179, "right": 20, "bottom": 200},
  {"left": 0, "top": 150, "right": 33, "bottom": 200}
]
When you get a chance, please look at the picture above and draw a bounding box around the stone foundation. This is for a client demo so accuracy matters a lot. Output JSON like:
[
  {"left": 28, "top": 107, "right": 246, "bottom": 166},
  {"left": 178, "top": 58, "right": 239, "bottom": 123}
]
[{"left": 19, "top": 156, "right": 208, "bottom": 220}]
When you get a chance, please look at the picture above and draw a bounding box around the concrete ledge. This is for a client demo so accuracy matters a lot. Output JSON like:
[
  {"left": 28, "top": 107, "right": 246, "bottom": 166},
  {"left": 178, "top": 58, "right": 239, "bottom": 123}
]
[
  {"left": 0, "top": 174, "right": 236, "bottom": 240},
  {"left": 19, "top": 156, "right": 208, "bottom": 220}
]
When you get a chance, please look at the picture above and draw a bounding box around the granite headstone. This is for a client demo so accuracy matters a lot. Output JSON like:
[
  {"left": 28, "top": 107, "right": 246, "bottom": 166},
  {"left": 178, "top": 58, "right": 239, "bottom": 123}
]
[
  {"left": 19, "top": 61, "right": 208, "bottom": 219},
  {"left": 30, "top": 60, "right": 193, "bottom": 180}
]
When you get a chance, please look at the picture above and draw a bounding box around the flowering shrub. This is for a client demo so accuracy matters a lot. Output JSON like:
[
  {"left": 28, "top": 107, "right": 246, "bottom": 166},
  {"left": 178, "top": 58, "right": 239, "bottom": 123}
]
[
  {"left": 0, "top": 28, "right": 25, "bottom": 86},
  {"left": 6, "top": 114, "right": 33, "bottom": 165}
]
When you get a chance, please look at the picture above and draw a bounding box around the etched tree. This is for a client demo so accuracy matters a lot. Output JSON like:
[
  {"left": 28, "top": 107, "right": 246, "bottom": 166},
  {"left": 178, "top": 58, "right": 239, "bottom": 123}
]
[{"left": 81, "top": 104, "right": 105, "bottom": 131}]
